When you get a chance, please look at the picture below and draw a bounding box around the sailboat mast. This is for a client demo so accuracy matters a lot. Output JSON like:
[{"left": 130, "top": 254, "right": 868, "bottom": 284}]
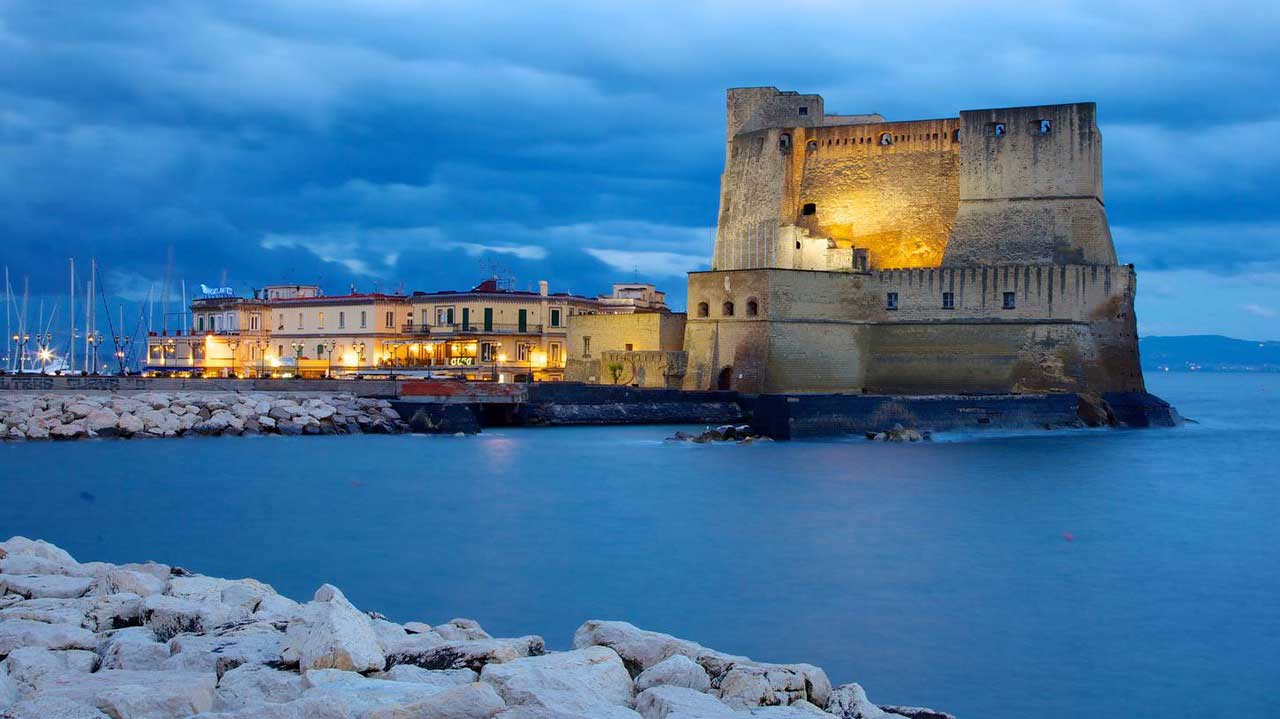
[
  {"left": 84, "top": 259, "right": 93, "bottom": 373},
  {"left": 3, "top": 266, "right": 10, "bottom": 372},
  {"left": 69, "top": 258, "right": 76, "bottom": 374}
]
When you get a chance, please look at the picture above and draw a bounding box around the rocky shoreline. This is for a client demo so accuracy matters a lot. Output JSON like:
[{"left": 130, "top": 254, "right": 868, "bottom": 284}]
[
  {"left": 0, "top": 392, "right": 409, "bottom": 441},
  {"left": 0, "top": 538, "right": 954, "bottom": 719}
]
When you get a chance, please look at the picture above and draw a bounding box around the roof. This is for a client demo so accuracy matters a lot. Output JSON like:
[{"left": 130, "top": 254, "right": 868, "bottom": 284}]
[
  {"left": 412, "top": 279, "right": 596, "bottom": 302},
  {"left": 267, "top": 293, "right": 409, "bottom": 304}
]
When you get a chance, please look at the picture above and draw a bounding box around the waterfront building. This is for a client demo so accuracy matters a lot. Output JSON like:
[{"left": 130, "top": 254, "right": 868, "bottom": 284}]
[
  {"left": 565, "top": 284, "right": 686, "bottom": 388},
  {"left": 402, "top": 279, "right": 598, "bottom": 382},
  {"left": 145, "top": 293, "right": 270, "bottom": 377}
]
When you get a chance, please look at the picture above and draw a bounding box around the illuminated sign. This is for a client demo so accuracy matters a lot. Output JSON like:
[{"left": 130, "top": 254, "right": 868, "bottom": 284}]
[
  {"left": 448, "top": 357, "right": 474, "bottom": 366},
  {"left": 200, "top": 284, "right": 235, "bottom": 298}
]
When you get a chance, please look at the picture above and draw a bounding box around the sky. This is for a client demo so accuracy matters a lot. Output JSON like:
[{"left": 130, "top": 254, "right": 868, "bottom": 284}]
[{"left": 1, "top": 0, "right": 1278, "bottom": 339}]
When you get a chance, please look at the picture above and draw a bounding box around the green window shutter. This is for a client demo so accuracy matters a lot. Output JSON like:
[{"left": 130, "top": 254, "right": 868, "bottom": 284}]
[
  {"left": 461, "top": 308, "right": 469, "bottom": 330},
  {"left": 518, "top": 309, "right": 527, "bottom": 332},
  {"left": 484, "top": 307, "right": 493, "bottom": 332}
]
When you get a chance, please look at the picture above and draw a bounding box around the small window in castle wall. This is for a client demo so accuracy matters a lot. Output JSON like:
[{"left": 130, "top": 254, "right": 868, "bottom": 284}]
[
  {"left": 802, "top": 203, "right": 817, "bottom": 216},
  {"left": 723, "top": 301, "right": 735, "bottom": 317},
  {"left": 942, "top": 292, "right": 955, "bottom": 309},
  {"left": 1031, "top": 119, "right": 1052, "bottom": 135},
  {"left": 886, "top": 293, "right": 899, "bottom": 310},
  {"left": 988, "top": 123, "right": 1007, "bottom": 137},
  {"left": 953, "top": 129, "right": 961, "bottom": 142},
  {"left": 798, "top": 106, "right": 808, "bottom": 116},
  {"left": 697, "top": 302, "right": 709, "bottom": 318},
  {"left": 880, "top": 133, "right": 893, "bottom": 146},
  {"left": 806, "top": 140, "right": 818, "bottom": 151},
  {"left": 1003, "top": 292, "right": 1016, "bottom": 309},
  {"left": 746, "top": 300, "right": 759, "bottom": 316},
  {"left": 779, "top": 133, "right": 791, "bottom": 151}
]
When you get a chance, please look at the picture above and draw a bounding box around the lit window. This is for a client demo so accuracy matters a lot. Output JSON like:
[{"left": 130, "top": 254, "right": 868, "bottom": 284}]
[
  {"left": 886, "top": 292, "right": 899, "bottom": 310},
  {"left": 942, "top": 292, "right": 955, "bottom": 309},
  {"left": 318, "top": 311, "right": 324, "bottom": 328},
  {"left": 385, "top": 311, "right": 394, "bottom": 328},
  {"left": 1003, "top": 292, "right": 1016, "bottom": 309}
]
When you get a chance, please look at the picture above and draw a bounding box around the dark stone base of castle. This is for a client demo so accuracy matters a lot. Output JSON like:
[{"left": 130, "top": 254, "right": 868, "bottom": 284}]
[
  {"left": 509, "top": 383, "right": 746, "bottom": 427},
  {"left": 751, "top": 391, "right": 1180, "bottom": 440},
  {"left": 394, "top": 400, "right": 482, "bottom": 434}
]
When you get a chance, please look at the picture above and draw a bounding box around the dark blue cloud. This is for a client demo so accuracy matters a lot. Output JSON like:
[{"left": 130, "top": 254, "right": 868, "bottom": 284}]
[{"left": 0, "top": 1, "right": 1277, "bottom": 336}]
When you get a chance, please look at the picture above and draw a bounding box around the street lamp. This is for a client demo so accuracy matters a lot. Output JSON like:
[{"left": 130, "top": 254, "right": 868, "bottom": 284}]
[
  {"left": 291, "top": 341, "right": 305, "bottom": 377},
  {"left": 12, "top": 333, "right": 30, "bottom": 373},
  {"left": 227, "top": 338, "right": 241, "bottom": 378},
  {"left": 256, "top": 338, "right": 269, "bottom": 377},
  {"left": 353, "top": 342, "right": 366, "bottom": 374},
  {"left": 324, "top": 339, "right": 336, "bottom": 379}
]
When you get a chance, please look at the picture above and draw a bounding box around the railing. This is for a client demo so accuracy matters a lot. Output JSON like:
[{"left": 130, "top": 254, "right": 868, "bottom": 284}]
[{"left": 402, "top": 323, "right": 546, "bottom": 335}]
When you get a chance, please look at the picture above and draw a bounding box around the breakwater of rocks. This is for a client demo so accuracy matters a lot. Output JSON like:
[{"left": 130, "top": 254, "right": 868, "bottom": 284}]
[
  {"left": 0, "top": 392, "right": 409, "bottom": 441},
  {"left": 0, "top": 537, "right": 955, "bottom": 719}
]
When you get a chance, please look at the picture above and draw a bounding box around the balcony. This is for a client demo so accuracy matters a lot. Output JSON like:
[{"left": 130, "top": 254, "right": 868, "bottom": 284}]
[{"left": 402, "top": 323, "right": 546, "bottom": 335}]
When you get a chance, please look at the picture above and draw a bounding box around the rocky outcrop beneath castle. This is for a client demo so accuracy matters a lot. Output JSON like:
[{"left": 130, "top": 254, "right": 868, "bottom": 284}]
[
  {"left": 0, "top": 538, "right": 952, "bottom": 719},
  {"left": 0, "top": 392, "right": 408, "bottom": 441}
]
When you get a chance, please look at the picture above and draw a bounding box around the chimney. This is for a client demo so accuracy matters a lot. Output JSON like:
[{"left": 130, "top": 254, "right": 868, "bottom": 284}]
[{"left": 538, "top": 280, "right": 549, "bottom": 297}]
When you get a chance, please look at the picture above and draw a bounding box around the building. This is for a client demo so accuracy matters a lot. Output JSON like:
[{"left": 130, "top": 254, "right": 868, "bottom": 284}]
[
  {"left": 595, "top": 283, "right": 670, "bottom": 314},
  {"left": 264, "top": 289, "right": 412, "bottom": 377},
  {"left": 146, "top": 293, "right": 270, "bottom": 377},
  {"left": 564, "top": 284, "right": 686, "bottom": 388},
  {"left": 683, "top": 87, "right": 1145, "bottom": 395},
  {"left": 403, "top": 279, "right": 598, "bottom": 381}
]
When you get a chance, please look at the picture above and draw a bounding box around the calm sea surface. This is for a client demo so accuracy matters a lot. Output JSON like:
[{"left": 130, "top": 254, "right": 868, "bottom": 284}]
[{"left": 2, "top": 372, "right": 1277, "bottom": 718}]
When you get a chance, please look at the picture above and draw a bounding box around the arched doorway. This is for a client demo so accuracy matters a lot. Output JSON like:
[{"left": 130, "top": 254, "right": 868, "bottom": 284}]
[{"left": 717, "top": 366, "right": 733, "bottom": 391}]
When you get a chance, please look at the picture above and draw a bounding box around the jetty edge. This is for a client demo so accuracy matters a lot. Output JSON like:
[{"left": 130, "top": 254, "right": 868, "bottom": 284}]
[{"left": 0, "top": 536, "right": 954, "bottom": 719}]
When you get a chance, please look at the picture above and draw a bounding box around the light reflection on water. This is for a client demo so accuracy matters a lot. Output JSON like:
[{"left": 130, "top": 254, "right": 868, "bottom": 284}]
[{"left": 1, "top": 372, "right": 1277, "bottom": 719}]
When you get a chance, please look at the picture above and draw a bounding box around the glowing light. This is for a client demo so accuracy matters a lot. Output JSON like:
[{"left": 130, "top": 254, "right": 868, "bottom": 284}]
[
  {"left": 496, "top": 352, "right": 508, "bottom": 364},
  {"left": 530, "top": 350, "right": 548, "bottom": 369},
  {"left": 38, "top": 349, "right": 54, "bottom": 362}
]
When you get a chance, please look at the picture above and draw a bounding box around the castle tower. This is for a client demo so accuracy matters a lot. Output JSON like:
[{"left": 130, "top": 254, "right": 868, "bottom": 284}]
[{"left": 943, "top": 103, "right": 1117, "bottom": 266}]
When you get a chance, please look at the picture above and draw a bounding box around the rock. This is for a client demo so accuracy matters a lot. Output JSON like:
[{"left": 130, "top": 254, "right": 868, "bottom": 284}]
[
  {"left": 0, "top": 554, "right": 81, "bottom": 577},
  {"left": 94, "top": 569, "right": 166, "bottom": 597},
  {"left": 0, "top": 573, "right": 94, "bottom": 599},
  {"left": 434, "top": 618, "right": 492, "bottom": 641},
  {"left": 87, "top": 593, "right": 145, "bottom": 632},
  {"left": 571, "top": 621, "right": 703, "bottom": 676},
  {"left": 141, "top": 594, "right": 244, "bottom": 642},
  {"left": 1, "top": 660, "right": 17, "bottom": 709},
  {"left": 825, "top": 684, "right": 905, "bottom": 719},
  {"left": 2, "top": 646, "right": 99, "bottom": 690},
  {"left": 280, "top": 584, "right": 385, "bottom": 673},
  {"left": 164, "top": 620, "right": 287, "bottom": 675},
  {"left": 634, "top": 654, "right": 711, "bottom": 693},
  {"left": 93, "top": 674, "right": 217, "bottom": 718},
  {"left": 213, "top": 664, "right": 305, "bottom": 709},
  {"left": 277, "top": 421, "right": 302, "bottom": 436},
  {"left": 634, "top": 685, "right": 734, "bottom": 718},
  {"left": 97, "top": 626, "right": 170, "bottom": 670},
  {"left": 386, "top": 636, "right": 545, "bottom": 673},
  {"left": 404, "top": 622, "right": 434, "bottom": 635},
  {"left": 0, "top": 597, "right": 92, "bottom": 626},
  {"left": 746, "top": 702, "right": 830, "bottom": 717},
  {"left": 364, "top": 682, "right": 506, "bottom": 719},
  {"left": 253, "top": 593, "right": 301, "bottom": 621},
  {"left": 717, "top": 663, "right": 830, "bottom": 711},
  {"left": 877, "top": 707, "right": 956, "bottom": 719},
  {"left": 2, "top": 696, "right": 111, "bottom": 719},
  {"left": 83, "top": 409, "right": 118, "bottom": 433},
  {"left": 299, "top": 669, "right": 483, "bottom": 718},
  {"left": 0, "top": 537, "right": 77, "bottom": 564},
  {"left": 116, "top": 413, "right": 145, "bottom": 435},
  {"left": 267, "top": 406, "right": 293, "bottom": 422},
  {"left": 371, "top": 665, "right": 479, "bottom": 688},
  {"left": 479, "top": 646, "right": 633, "bottom": 717},
  {"left": 0, "top": 618, "right": 96, "bottom": 655}
]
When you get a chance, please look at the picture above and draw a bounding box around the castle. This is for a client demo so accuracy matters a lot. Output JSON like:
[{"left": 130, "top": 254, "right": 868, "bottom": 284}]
[{"left": 681, "top": 87, "right": 1145, "bottom": 396}]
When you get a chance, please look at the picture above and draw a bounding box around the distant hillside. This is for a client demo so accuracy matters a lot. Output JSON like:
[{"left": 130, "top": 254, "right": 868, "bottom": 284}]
[{"left": 1140, "top": 335, "right": 1280, "bottom": 372}]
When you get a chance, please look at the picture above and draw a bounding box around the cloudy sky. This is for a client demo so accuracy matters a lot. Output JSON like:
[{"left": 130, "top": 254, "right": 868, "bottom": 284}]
[{"left": 1, "top": 0, "right": 1277, "bottom": 338}]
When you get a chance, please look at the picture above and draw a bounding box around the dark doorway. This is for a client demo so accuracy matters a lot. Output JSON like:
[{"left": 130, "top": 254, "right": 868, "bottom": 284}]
[{"left": 717, "top": 366, "right": 733, "bottom": 391}]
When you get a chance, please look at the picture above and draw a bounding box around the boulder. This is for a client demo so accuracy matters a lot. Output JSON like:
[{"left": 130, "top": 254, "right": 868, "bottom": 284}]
[
  {"left": 280, "top": 584, "right": 385, "bottom": 672},
  {"left": 371, "top": 665, "right": 478, "bottom": 688},
  {"left": 479, "top": 646, "right": 633, "bottom": 717},
  {"left": 0, "top": 618, "right": 96, "bottom": 655},
  {"left": 97, "top": 626, "right": 171, "bottom": 670},
  {"left": 385, "top": 636, "right": 545, "bottom": 673},
  {"left": 746, "top": 703, "right": 830, "bottom": 717},
  {"left": 116, "top": 413, "right": 145, "bottom": 436},
  {"left": 1, "top": 660, "right": 17, "bottom": 709},
  {"left": 164, "top": 620, "right": 287, "bottom": 675},
  {"left": 83, "top": 409, "right": 118, "bottom": 433},
  {"left": 94, "top": 569, "right": 166, "bottom": 597},
  {"left": 0, "top": 597, "right": 92, "bottom": 626},
  {"left": 0, "top": 537, "right": 77, "bottom": 564},
  {"left": 299, "top": 669, "right": 480, "bottom": 718},
  {"left": 434, "top": 618, "right": 492, "bottom": 641},
  {"left": 571, "top": 621, "right": 702, "bottom": 676},
  {"left": 0, "top": 573, "right": 94, "bottom": 599},
  {"left": 213, "top": 664, "right": 305, "bottom": 709},
  {"left": 634, "top": 654, "right": 711, "bottom": 693},
  {"left": 2, "top": 696, "right": 111, "bottom": 719},
  {"left": 86, "top": 592, "right": 145, "bottom": 632},
  {"left": 716, "top": 663, "right": 826, "bottom": 710},
  {"left": 93, "top": 674, "right": 217, "bottom": 718},
  {"left": 363, "top": 682, "right": 506, "bottom": 719},
  {"left": 635, "top": 685, "right": 735, "bottom": 718},
  {"left": 877, "top": 708, "right": 956, "bottom": 719},
  {"left": 2, "top": 646, "right": 99, "bottom": 690},
  {"left": 0, "top": 554, "right": 87, "bottom": 577},
  {"left": 142, "top": 594, "right": 244, "bottom": 642}
]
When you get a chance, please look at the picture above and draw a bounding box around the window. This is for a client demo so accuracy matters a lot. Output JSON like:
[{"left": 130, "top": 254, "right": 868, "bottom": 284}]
[
  {"left": 582, "top": 336, "right": 591, "bottom": 358},
  {"left": 1031, "top": 119, "right": 1052, "bottom": 135},
  {"left": 952, "top": 129, "right": 961, "bottom": 143},
  {"left": 697, "top": 302, "right": 709, "bottom": 318},
  {"left": 801, "top": 202, "right": 817, "bottom": 216},
  {"left": 517, "top": 343, "right": 531, "bottom": 361},
  {"left": 779, "top": 133, "right": 791, "bottom": 151},
  {"left": 316, "top": 344, "right": 325, "bottom": 357},
  {"left": 547, "top": 308, "right": 561, "bottom": 327},
  {"left": 297, "top": 313, "right": 303, "bottom": 330},
  {"left": 798, "top": 106, "right": 808, "bottom": 116},
  {"left": 249, "top": 314, "right": 259, "bottom": 331},
  {"left": 942, "top": 292, "right": 955, "bottom": 309},
  {"left": 318, "top": 311, "right": 325, "bottom": 329},
  {"left": 879, "top": 132, "right": 893, "bottom": 146},
  {"left": 746, "top": 299, "right": 759, "bottom": 316},
  {"left": 338, "top": 311, "right": 345, "bottom": 329},
  {"left": 197, "top": 316, "right": 204, "bottom": 332},
  {"left": 360, "top": 311, "right": 367, "bottom": 328},
  {"left": 277, "top": 313, "right": 284, "bottom": 330},
  {"left": 480, "top": 342, "right": 497, "bottom": 363},
  {"left": 549, "top": 342, "right": 562, "bottom": 364},
  {"left": 886, "top": 292, "right": 899, "bottom": 310},
  {"left": 1003, "top": 292, "right": 1016, "bottom": 309},
  {"left": 806, "top": 139, "right": 818, "bottom": 151},
  {"left": 385, "top": 311, "right": 394, "bottom": 328},
  {"left": 625, "top": 343, "right": 634, "bottom": 352},
  {"left": 987, "top": 122, "right": 1007, "bottom": 137},
  {"left": 723, "top": 301, "right": 735, "bottom": 317}
]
